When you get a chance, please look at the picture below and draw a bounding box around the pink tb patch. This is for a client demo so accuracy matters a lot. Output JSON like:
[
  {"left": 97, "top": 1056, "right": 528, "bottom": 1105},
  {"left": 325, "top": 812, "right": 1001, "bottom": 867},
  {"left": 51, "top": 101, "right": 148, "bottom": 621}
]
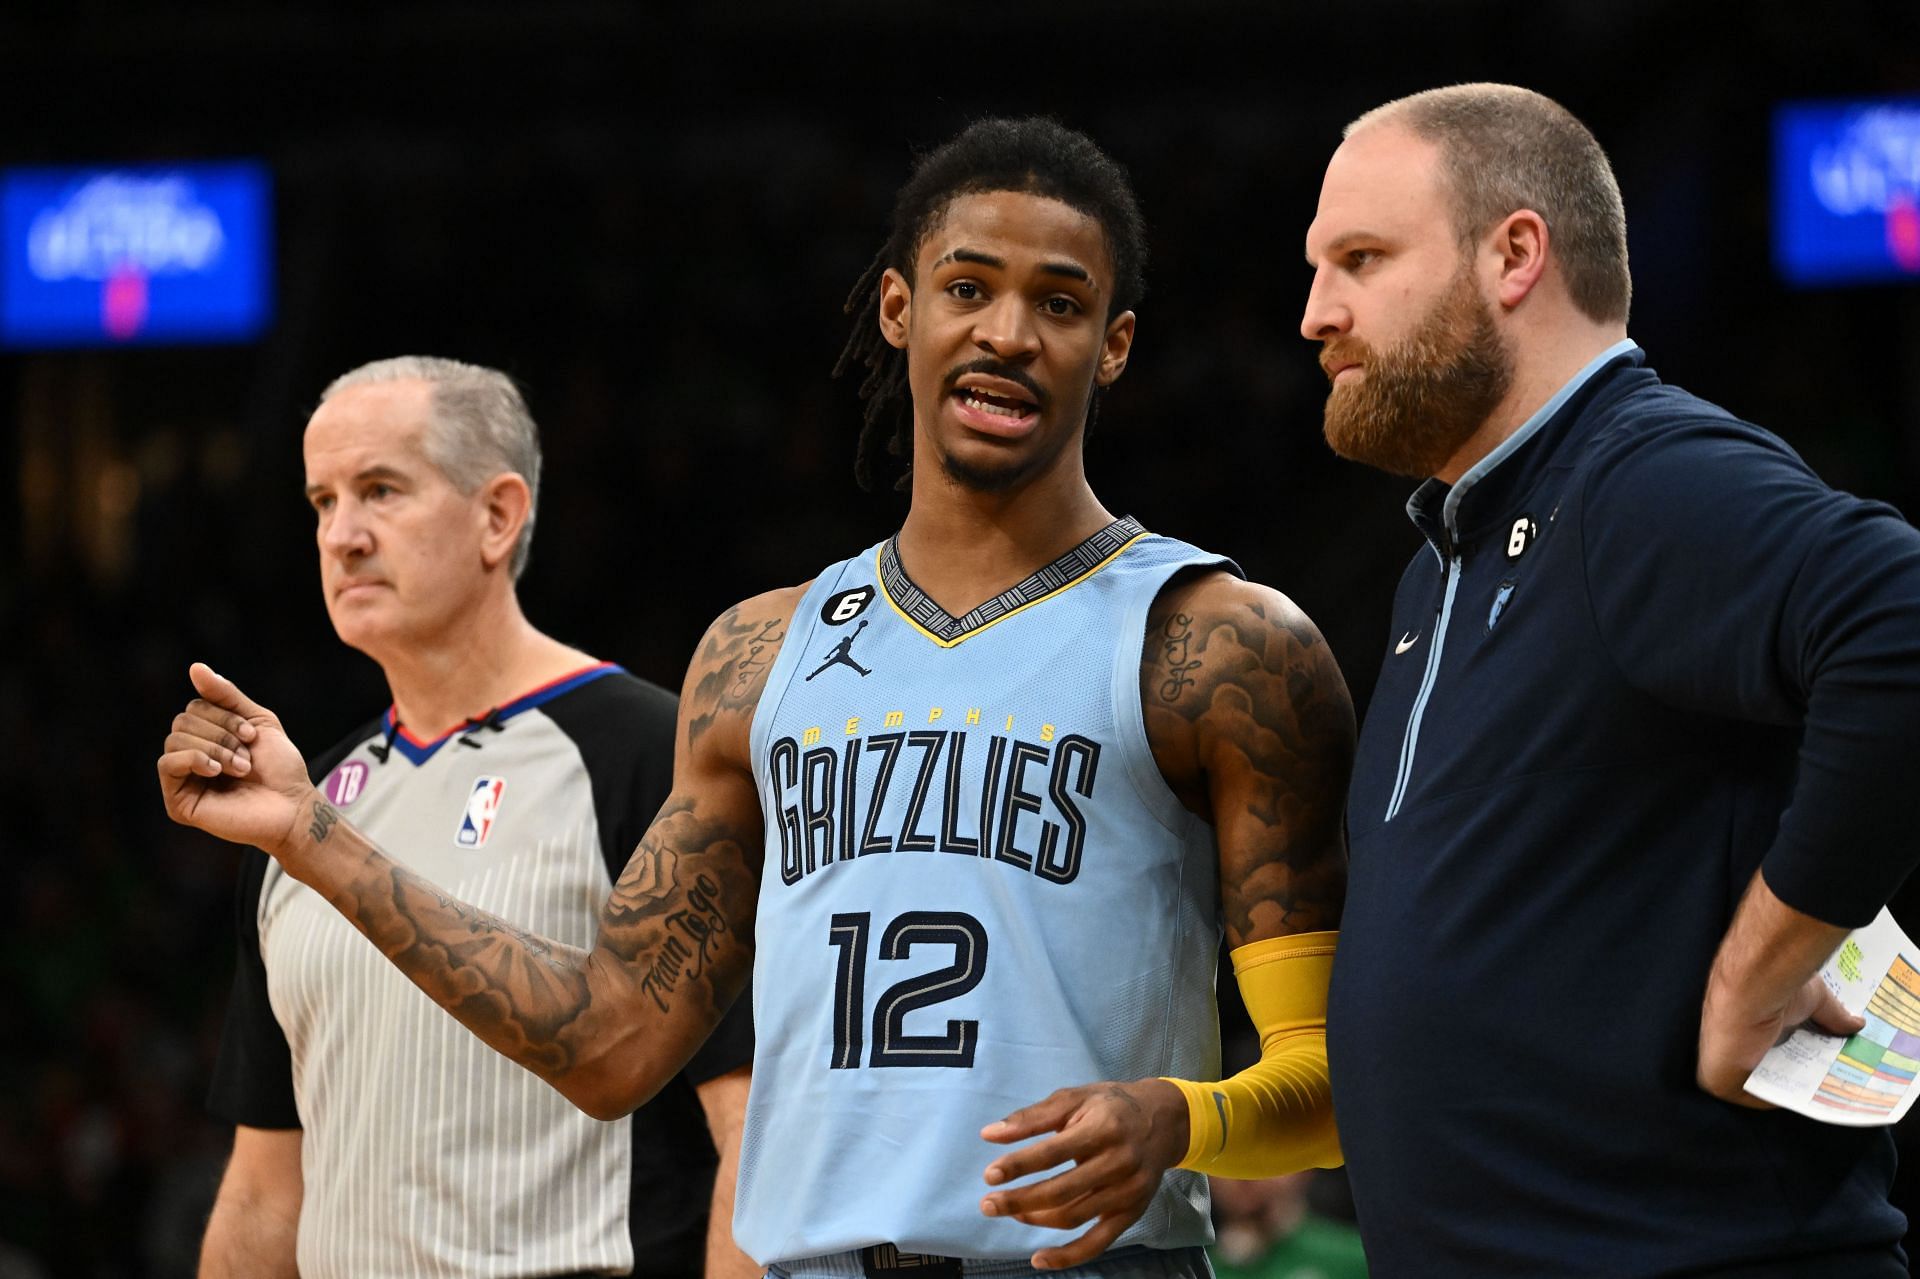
[{"left": 323, "top": 760, "right": 369, "bottom": 807}]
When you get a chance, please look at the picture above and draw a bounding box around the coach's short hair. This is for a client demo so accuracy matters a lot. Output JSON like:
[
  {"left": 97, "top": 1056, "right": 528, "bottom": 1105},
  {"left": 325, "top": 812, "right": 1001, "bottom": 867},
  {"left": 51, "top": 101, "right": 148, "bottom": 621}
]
[
  {"left": 1348, "top": 84, "right": 1631, "bottom": 325},
  {"left": 320, "top": 356, "right": 542, "bottom": 580}
]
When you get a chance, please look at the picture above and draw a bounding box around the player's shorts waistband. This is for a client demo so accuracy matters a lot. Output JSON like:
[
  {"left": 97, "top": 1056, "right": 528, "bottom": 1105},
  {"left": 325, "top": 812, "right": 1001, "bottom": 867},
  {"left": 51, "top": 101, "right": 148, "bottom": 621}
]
[{"left": 765, "top": 1243, "right": 1211, "bottom": 1279}]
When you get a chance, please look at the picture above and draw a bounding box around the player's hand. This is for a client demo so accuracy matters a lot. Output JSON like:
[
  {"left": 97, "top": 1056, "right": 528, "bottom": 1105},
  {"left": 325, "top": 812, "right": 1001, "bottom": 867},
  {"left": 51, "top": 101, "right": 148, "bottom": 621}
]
[
  {"left": 1697, "top": 971, "right": 1863, "bottom": 1107},
  {"left": 978, "top": 1078, "right": 1189, "bottom": 1270},
  {"left": 158, "top": 663, "right": 314, "bottom": 858}
]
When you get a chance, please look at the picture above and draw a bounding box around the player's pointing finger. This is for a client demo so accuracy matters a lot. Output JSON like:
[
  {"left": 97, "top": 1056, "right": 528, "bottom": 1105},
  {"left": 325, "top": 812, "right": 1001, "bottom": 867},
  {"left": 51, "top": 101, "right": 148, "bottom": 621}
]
[{"left": 189, "top": 662, "right": 270, "bottom": 720}]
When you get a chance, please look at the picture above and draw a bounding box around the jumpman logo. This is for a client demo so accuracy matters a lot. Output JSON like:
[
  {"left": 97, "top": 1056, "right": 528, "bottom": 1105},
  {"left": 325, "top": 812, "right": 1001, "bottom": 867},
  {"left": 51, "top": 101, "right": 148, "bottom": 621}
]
[{"left": 806, "top": 619, "right": 872, "bottom": 680}]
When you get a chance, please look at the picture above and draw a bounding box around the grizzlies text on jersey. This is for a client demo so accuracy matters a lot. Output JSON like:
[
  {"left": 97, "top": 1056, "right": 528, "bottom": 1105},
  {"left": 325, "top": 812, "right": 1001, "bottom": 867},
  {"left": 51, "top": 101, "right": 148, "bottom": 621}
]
[{"left": 737, "top": 517, "right": 1237, "bottom": 1264}]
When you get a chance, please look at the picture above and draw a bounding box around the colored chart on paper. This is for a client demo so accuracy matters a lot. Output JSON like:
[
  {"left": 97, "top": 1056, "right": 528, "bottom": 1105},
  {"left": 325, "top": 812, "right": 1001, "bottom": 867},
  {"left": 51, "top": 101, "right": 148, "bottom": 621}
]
[
  {"left": 1813, "top": 956, "right": 1920, "bottom": 1119},
  {"left": 1748, "top": 909, "right": 1920, "bottom": 1125}
]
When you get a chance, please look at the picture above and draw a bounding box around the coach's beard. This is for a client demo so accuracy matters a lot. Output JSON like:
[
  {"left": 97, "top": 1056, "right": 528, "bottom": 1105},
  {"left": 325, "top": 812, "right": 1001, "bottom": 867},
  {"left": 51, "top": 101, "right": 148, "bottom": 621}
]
[{"left": 1321, "top": 265, "right": 1514, "bottom": 480}]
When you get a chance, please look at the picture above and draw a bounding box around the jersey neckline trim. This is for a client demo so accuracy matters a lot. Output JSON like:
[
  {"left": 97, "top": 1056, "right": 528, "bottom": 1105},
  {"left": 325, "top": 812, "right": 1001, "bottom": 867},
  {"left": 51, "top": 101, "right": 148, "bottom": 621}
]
[
  {"left": 378, "top": 661, "right": 623, "bottom": 765},
  {"left": 876, "top": 515, "right": 1149, "bottom": 649}
]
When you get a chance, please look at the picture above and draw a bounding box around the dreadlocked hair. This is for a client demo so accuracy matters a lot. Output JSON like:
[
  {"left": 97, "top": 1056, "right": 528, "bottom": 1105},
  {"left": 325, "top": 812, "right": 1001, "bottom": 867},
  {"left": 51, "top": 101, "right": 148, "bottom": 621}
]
[{"left": 833, "top": 117, "right": 1148, "bottom": 493}]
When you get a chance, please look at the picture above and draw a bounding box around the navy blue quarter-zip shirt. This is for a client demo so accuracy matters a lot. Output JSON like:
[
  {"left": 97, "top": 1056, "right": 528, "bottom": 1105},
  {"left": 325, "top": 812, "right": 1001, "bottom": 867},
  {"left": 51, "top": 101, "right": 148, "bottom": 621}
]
[{"left": 1329, "top": 344, "right": 1920, "bottom": 1276}]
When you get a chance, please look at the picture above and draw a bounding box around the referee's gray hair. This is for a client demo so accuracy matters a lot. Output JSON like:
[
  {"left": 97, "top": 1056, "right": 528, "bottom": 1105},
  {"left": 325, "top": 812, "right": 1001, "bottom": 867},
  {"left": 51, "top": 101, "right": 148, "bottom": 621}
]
[
  {"left": 320, "top": 355, "right": 543, "bottom": 580},
  {"left": 1347, "top": 83, "right": 1631, "bottom": 325}
]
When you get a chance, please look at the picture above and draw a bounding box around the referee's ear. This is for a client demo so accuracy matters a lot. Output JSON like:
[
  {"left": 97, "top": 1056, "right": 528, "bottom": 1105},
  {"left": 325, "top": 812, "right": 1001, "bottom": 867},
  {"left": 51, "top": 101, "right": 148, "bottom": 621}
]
[{"left": 478, "top": 471, "right": 532, "bottom": 574}]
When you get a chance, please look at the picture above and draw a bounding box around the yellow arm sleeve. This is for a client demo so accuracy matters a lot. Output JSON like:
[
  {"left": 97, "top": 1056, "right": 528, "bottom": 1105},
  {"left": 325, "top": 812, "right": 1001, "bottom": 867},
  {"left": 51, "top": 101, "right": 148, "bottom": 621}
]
[{"left": 1161, "top": 930, "right": 1340, "bottom": 1177}]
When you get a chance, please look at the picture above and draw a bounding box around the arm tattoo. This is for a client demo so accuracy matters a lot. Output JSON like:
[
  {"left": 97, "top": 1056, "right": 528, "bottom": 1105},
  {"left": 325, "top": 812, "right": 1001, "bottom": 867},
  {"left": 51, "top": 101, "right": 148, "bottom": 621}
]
[
  {"left": 600, "top": 799, "right": 757, "bottom": 1017},
  {"left": 308, "top": 799, "right": 340, "bottom": 843},
  {"left": 313, "top": 790, "right": 761, "bottom": 1088},
  {"left": 728, "top": 621, "right": 784, "bottom": 700},
  {"left": 639, "top": 871, "right": 730, "bottom": 1012},
  {"left": 690, "top": 605, "right": 789, "bottom": 747},
  {"left": 1157, "top": 612, "right": 1201, "bottom": 704},
  {"left": 296, "top": 595, "right": 791, "bottom": 1099},
  {"left": 1142, "top": 579, "right": 1355, "bottom": 942}
]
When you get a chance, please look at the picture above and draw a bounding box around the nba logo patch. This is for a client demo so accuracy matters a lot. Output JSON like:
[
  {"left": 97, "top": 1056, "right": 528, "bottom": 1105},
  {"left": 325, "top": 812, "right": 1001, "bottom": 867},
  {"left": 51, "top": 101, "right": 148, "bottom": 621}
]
[
  {"left": 323, "top": 760, "right": 369, "bottom": 807},
  {"left": 456, "top": 776, "right": 507, "bottom": 848}
]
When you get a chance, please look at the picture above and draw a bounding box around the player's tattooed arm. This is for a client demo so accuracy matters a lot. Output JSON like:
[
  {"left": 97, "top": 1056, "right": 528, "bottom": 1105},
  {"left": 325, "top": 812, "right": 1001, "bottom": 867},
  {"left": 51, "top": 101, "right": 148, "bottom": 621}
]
[
  {"left": 692, "top": 600, "right": 792, "bottom": 745},
  {"left": 283, "top": 779, "right": 764, "bottom": 1120},
  {"left": 1141, "top": 570, "right": 1355, "bottom": 945},
  {"left": 316, "top": 587, "right": 803, "bottom": 1117},
  {"left": 978, "top": 575, "right": 1353, "bottom": 1264},
  {"left": 158, "top": 588, "right": 806, "bottom": 1121}
]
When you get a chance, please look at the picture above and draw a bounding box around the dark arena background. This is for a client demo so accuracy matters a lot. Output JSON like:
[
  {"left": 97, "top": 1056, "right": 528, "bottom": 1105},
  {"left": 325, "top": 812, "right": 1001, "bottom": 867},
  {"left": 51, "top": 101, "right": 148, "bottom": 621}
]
[{"left": 5, "top": 2, "right": 1920, "bottom": 1274}]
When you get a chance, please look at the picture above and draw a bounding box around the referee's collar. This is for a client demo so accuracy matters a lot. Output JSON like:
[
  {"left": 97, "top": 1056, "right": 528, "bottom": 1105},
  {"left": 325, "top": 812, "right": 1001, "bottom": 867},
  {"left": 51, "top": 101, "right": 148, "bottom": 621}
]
[{"left": 378, "top": 661, "right": 622, "bottom": 765}]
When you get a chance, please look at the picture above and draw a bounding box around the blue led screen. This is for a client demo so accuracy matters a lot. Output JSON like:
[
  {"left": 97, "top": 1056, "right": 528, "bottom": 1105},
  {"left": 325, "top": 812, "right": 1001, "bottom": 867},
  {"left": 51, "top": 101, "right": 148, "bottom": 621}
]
[
  {"left": 1774, "top": 99, "right": 1920, "bottom": 287},
  {"left": 1, "top": 161, "right": 272, "bottom": 348}
]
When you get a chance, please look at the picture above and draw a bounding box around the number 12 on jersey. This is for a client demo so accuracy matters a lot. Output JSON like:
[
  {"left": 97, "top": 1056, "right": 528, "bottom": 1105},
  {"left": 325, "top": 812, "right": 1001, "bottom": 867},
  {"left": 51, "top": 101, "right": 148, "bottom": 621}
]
[{"left": 827, "top": 911, "right": 988, "bottom": 1068}]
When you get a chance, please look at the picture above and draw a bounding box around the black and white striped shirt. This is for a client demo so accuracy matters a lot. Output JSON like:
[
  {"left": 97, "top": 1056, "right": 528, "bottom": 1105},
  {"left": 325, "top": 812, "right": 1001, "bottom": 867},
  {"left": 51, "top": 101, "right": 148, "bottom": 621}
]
[{"left": 209, "top": 664, "right": 751, "bottom": 1278}]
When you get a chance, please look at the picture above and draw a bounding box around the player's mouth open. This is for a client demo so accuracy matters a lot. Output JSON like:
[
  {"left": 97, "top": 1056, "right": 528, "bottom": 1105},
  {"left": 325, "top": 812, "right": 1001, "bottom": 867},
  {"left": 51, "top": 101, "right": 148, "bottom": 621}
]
[{"left": 951, "top": 382, "right": 1040, "bottom": 436}]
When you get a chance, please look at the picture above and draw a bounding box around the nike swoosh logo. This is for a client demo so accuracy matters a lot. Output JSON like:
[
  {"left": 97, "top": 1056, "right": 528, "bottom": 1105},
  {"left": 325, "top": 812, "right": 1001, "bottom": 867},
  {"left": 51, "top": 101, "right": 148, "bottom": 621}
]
[
  {"left": 1395, "top": 632, "right": 1420, "bottom": 654},
  {"left": 1213, "top": 1091, "right": 1230, "bottom": 1152}
]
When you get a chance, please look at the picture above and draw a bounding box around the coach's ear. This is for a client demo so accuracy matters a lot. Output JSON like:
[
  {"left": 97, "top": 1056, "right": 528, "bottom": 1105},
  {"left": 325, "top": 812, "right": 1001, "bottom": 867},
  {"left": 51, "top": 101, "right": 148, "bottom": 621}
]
[
  {"left": 1490, "top": 209, "right": 1550, "bottom": 311},
  {"left": 878, "top": 268, "right": 911, "bottom": 350}
]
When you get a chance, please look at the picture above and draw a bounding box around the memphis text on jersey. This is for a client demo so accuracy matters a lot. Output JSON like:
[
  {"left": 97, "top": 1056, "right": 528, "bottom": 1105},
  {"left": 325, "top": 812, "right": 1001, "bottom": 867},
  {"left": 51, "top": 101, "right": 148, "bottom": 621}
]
[{"left": 766, "top": 703, "right": 1098, "bottom": 888}]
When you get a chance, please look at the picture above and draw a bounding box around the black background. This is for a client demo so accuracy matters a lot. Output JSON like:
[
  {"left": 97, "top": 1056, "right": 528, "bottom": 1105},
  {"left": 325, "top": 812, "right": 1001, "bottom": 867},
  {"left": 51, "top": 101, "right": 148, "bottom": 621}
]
[{"left": 4, "top": 2, "right": 1919, "bottom": 1273}]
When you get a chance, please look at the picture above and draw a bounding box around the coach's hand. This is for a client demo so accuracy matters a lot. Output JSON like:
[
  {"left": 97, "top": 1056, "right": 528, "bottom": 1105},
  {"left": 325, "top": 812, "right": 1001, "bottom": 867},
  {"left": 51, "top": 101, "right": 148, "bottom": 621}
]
[
  {"left": 1697, "top": 970, "right": 1862, "bottom": 1108},
  {"left": 978, "top": 1078, "right": 1189, "bottom": 1270},
  {"left": 159, "top": 663, "right": 314, "bottom": 858},
  {"left": 1697, "top": 872, "right": 1865, "bottom": 1109}
]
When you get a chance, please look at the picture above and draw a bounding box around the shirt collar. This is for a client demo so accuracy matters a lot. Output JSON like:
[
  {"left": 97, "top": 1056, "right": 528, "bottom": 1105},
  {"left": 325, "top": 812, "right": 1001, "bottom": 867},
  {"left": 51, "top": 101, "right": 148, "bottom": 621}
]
[{"left": 1408, "top": 338, "right": 1641, "bottom": 549}]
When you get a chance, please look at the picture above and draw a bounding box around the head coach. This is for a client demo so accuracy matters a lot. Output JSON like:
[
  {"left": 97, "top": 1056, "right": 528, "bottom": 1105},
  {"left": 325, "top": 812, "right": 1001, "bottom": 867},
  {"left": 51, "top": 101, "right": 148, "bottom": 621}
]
[{"left": 1302, "top": 84, "right": 1920, "bottom": 1277}]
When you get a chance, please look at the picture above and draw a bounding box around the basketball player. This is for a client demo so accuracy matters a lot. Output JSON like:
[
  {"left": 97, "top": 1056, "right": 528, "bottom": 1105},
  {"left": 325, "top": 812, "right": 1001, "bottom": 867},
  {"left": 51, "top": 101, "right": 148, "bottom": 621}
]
[
  {"left": 161, "top": 119, "right": 1354, "bottom": 1277},
  {"left": 196, "top": 358, "right": 755, "bottom": 1278}
]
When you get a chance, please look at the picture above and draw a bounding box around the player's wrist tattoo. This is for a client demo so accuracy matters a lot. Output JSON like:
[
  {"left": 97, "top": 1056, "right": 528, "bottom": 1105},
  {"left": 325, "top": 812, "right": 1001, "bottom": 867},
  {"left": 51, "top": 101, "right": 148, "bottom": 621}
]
[{"left": 308, "top": 798, "right": 341, "bottom": 844}]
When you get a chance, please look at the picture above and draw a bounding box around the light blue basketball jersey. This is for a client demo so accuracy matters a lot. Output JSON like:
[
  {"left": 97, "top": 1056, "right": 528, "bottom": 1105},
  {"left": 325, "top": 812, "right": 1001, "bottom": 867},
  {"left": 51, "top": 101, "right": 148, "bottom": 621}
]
[{"left": 736, "top": 517, "right": 1237, "bottom": 1265}]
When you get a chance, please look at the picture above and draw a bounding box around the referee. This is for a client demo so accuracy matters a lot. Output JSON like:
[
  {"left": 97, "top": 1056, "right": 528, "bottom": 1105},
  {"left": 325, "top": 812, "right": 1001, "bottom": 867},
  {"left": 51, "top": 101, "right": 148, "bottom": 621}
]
[{"left": 198, "top": 356, "right": 756, "bottom": 1278}]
